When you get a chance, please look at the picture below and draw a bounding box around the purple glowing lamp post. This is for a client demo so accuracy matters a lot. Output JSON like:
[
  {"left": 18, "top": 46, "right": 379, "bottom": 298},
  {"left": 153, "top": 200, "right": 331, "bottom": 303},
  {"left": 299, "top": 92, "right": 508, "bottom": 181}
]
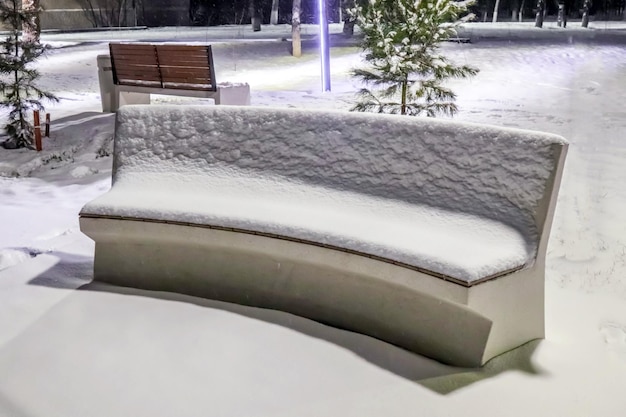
[{"left": 318, "top": 0, "right": 331, "bottom": 92}]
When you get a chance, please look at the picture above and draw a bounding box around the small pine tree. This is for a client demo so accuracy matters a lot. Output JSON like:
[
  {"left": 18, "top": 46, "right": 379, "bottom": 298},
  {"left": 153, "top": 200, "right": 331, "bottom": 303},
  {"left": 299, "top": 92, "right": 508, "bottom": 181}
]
[
  {"left": 0, "top": 0, "right": 57, "bottom": 149},
  {"left": 350, "top": 0, "right": 478, "bottom": 117}
]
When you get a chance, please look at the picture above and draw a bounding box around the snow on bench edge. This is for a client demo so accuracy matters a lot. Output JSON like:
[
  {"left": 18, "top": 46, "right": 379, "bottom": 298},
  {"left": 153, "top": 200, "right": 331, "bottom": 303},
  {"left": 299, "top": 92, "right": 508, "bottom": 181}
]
[{"left": 84, "top": 105, "right": 567, "bottom": 283}]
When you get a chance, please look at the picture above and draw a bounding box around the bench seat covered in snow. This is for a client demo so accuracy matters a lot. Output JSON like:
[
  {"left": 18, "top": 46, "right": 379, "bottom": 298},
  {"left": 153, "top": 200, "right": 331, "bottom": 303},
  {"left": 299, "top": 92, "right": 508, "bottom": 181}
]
[{"left": 79, "top": 105, "right": 568, "bottom": 367}]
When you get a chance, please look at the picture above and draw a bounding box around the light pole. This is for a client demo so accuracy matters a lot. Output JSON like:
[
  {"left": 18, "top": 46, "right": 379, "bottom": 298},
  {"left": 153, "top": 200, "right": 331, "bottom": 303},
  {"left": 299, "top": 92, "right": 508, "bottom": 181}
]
[{"left": 318, "top": 0, "right": 331, "bottom": 91}]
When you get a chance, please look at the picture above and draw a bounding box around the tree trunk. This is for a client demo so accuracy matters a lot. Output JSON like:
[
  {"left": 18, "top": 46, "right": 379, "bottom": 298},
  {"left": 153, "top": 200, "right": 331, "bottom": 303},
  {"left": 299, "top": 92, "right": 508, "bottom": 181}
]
[
  {"left": 292, "top": 0, "right": 301, "bottom": 57},
  {"left": 557, "top": 3, "right": 564, "bottom": 26},
  {"left": 270, "top": 0, "right": 279, "bottom": 24},
  {"left": 492, "top": 0, "right": 501, "bottom": 22},
  {"left": 249, "top": 0, "right": 261, "bottom": 31},
  {"left": 511, "top": 0, "right": 519, "bottom": 21},
  {"left": 534, "top": 0, "right": 545, "bottom": 27},
  {"left": 341, "top": 0, "right": 356, "bottom": 36},
  {"left": 401, "top": 78, "right": 407, "bottom": 115},
  {"left": 21, "top": 0, "right": 41, "bottom": 43},
  {"left": 581, "top": 0, "right": 592, "bottom": 27}
]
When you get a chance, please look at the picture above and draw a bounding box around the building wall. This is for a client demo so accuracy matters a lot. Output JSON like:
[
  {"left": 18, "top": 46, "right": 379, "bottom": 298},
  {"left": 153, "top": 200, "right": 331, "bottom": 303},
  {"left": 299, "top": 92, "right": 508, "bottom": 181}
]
[
  {"left": 41, "top": 0, "right": 97, "bottom": 29},
  {"left": 39, "top": 0, "right": 190, "bottom": 29},
  {"left": 139, "top": 0, "right": 189, "bottom": 27}
]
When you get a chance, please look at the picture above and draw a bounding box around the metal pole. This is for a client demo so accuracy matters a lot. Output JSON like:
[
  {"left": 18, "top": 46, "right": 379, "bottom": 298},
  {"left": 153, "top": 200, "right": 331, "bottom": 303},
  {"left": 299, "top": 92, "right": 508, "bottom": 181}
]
[
  {"left": 33, "top": 110, "right": 42, "bottom": 151},
  {"left": 318, "top": 0, "right": 331, "bottom": 91}
]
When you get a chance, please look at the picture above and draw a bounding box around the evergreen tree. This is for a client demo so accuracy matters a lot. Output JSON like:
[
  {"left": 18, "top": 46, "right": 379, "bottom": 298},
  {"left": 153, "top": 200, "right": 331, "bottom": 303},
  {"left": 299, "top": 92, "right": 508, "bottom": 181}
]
[
  {"left": 350, "top": 0, "right": 478, "bottom": 117},
  {"left": 0, "top": 0, "right": 57, "bottom": 149}
]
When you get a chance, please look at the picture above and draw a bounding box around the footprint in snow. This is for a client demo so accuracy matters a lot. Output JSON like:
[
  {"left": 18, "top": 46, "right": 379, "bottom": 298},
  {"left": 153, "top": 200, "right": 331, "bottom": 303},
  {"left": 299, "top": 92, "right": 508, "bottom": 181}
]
[
  {"left": 0, "top": 248, "right": 43, "bottom": 272},
  {"left": 34, "top": 228, "right": 74, "bottom": 242},
  {"left": 600, "top": 322, "right": 626, "bottom": 360},
  {"left": 71, "top": 165, "right": 98, "bottom": 178}
]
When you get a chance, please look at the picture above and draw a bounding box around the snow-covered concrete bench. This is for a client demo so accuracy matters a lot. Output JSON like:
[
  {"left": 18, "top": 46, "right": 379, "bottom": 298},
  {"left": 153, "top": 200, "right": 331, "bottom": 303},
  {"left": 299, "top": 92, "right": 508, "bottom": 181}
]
[
  {"left": 107, "top": 43, "right": 250, "bottom": 111},
  {"left": 79, "top": 105, "right": 568, "bottom": 367}
]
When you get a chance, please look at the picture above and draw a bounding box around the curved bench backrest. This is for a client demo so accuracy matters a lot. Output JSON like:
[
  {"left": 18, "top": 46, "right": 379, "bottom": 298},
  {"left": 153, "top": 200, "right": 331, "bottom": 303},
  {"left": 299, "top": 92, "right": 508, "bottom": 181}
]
[{"left": 112, "top": 105, "right": 568, "bottom": 256}]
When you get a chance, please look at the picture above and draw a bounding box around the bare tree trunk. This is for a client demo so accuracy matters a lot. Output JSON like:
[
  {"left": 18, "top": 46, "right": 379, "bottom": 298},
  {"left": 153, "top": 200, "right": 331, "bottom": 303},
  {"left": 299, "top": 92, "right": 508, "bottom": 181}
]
[
  {"left": 519, "top": 0, "right": 525, "bottom": 21},
  {"left": 292, "top": 0, "right": 301, "bottom": 57},
  {"left": 535, "top": 0, "right": 545, "bottom": 27},
  {"left": 21, "top": 0, "right": 41, "bottom": 43},
  {"left": 270, "top": 0, "right": 279, "bottom": 24},
  {"left": 341, "top": 0, "right": 356, "bottom": 36},
  {"left": 581, "top": 0, "right": 592, "bottom": 27},
  {"left": 249, "top": 0, "right": 261, "bottom": 31},
  {"left": 557, "top": 2, "right": 564, "bottom": 26},
  {"left": 401, "top": 78, "right": 407, "bottom": 115},
  {"left": 511, "top": 0, "right": 519, "bottom": 20},
  {"left": 492, "top": 0, "right": 501, "bottom": 22}
]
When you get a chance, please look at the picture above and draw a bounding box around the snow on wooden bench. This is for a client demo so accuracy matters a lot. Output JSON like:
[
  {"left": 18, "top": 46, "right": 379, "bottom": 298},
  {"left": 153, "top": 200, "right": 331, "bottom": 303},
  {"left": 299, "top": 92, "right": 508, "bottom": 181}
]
[
  {"left": 79, "top": 105, "right": 568, "bottom": 367},
  {"left": 108, "top": 43, "right": 250, "bottom": 111}
]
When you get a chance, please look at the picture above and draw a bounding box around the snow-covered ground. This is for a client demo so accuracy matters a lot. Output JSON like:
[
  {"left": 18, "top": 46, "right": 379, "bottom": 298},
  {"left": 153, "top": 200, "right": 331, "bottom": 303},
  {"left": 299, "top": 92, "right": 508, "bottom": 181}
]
[{"left": 1, "top": 22, "right": 626, "bottom": 416}]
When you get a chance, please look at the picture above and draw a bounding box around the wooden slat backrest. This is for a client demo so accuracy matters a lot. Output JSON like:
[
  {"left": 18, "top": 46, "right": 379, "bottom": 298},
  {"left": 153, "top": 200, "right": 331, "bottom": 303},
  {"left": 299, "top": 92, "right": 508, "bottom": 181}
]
[
  {"left": 109, "top": 43, "right": 217, "bottom": 92},
  {"left": 109, "top": 43, "right": 161, "bottom": 88},
  {"left": 156, "top": 45, "right": 217, "bottom": 92}
]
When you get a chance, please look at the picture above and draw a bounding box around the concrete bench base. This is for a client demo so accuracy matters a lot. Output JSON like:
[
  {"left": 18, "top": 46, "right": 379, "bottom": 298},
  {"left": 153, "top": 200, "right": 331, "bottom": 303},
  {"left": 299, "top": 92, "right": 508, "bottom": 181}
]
[
  {"left": 80, "top": 216, "right": 545, "bottom": 367},
  {"left": 112, "top": 83, "right": 251, "bottom": 111}
]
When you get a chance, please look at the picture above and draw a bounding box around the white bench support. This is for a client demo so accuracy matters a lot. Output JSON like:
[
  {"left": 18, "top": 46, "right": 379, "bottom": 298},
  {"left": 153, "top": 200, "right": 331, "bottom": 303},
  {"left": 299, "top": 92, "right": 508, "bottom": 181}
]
[
  {"left": 111, "top": 83, "right": 251, "bottom": 112},
  {"left": 81, "top": 218, "right": 495, "bottom": 366},
  {"left": 80, "top": 105, "right": 568, "bottom": 367}
]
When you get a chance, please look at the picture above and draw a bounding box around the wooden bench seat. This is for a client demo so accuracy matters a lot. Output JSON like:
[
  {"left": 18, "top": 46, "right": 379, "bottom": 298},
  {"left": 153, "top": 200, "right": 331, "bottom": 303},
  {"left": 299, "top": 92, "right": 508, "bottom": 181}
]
[
  {"left": 79, "top": 105, "right": 568, "bottom": 367},
  {"left": 108, "top": 43, "right": 250, "bottom": 111}
]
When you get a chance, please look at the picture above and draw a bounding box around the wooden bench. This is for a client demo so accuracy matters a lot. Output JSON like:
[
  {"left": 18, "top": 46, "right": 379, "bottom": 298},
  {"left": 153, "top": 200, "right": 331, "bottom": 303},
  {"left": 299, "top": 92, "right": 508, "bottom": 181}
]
[
  {"left": 107, "top": 43, "right": 250, "bottom": 111},
  {"left": 79, "top": 105, "right": 568, "bottom": 367}
]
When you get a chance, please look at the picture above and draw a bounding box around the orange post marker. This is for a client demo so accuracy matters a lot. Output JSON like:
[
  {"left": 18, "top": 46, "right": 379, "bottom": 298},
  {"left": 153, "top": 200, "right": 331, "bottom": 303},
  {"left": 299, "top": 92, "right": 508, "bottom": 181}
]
[
  {"left": 34, "top": 110, "right": 42, "bottom": 152},
  {"left": 45, "top": 113, "right": 50, "bottom": 137}
]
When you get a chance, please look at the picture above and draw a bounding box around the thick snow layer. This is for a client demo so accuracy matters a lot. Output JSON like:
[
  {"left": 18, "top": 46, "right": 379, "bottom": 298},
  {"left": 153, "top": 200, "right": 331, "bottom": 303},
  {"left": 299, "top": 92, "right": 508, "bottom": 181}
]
[
  {"left": 85, "top": 172, "right": 530, "bottom": 282},
  {"left": 82, "top": 105, "right": 565, "bottom": 282}
]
